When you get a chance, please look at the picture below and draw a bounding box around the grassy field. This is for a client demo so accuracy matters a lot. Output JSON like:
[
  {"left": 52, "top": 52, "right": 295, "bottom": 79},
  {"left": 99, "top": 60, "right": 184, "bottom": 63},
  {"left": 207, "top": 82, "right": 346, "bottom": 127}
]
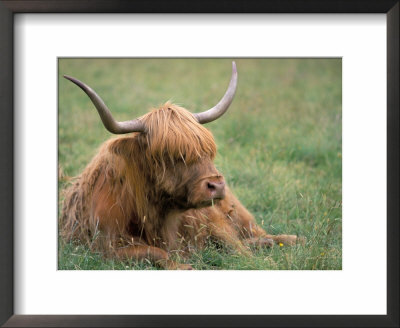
[{"left": 58, "top": 58, "right": 342, "bottom": 270}]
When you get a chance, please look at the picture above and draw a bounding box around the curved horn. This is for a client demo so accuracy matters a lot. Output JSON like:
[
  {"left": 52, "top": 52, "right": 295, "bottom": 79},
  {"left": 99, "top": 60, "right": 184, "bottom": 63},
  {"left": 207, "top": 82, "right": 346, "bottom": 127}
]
[
  {"left": 194, "top": 61, "right": 238, "bottom": 124},
  {"left": 63, "top": 75, "right": 145, "bottom": 134}
]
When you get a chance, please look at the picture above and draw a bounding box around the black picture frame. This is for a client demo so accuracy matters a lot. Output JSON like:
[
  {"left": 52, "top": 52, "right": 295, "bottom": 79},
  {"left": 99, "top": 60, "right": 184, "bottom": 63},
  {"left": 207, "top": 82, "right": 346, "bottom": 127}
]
[{"left": 0, "top": 1, "right": 398, "bottom": 327}]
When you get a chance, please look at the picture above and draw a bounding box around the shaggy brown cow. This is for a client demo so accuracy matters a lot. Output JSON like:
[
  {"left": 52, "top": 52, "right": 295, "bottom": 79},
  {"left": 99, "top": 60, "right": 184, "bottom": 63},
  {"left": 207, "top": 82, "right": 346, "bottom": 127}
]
[{"left": 60, "top": 62, "right": 299, "bottom": 269}]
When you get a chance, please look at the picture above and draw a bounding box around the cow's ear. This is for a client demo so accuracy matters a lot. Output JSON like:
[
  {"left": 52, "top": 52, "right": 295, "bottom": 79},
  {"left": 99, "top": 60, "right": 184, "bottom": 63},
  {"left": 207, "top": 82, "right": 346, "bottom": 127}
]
[{"left": 109, "top": 137, "right": 137, "bottom": 159}]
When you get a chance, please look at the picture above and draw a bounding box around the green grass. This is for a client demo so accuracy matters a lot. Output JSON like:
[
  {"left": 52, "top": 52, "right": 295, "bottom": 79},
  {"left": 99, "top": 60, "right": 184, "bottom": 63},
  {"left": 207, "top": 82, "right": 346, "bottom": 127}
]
[{"left": 58, "top": 58, "right": 342, "bottom": 270}]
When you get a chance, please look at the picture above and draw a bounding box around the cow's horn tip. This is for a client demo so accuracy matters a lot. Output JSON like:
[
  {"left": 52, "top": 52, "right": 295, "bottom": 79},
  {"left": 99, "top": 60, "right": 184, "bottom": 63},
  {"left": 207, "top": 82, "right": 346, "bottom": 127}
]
[{"left": 63, "top": 75, "right": 73, "bottom": 81}]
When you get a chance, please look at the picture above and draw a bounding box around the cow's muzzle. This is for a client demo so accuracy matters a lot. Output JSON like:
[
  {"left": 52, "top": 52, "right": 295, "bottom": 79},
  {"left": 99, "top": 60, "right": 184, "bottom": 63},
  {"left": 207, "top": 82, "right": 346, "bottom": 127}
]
[{"left": 206, "top": 180, "right": 226, "bottom": 200}]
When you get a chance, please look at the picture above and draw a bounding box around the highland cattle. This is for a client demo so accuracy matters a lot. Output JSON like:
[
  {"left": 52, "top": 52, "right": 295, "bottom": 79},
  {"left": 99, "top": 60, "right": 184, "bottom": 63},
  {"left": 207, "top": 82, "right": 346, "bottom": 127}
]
[{"left": 61, "top": 62, "right": 299, "bottom": 269}]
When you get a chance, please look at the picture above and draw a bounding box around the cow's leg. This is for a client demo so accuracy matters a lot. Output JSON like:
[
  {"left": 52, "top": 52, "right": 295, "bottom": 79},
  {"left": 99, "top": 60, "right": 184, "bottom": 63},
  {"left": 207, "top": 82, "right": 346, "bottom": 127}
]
[
  {"left": 208, "top": 213, "right": 252, "bottom": 256},
  {"left": 243, "top": 236, "right": 274, "bottom": 248},
  {"left": 249, "top": 223, "right": 302, "bottom": 246},
  {"left": 116, "top": 245, "right": 193, "bottom": 270},
  {"left": 223, "top": 189, "right": 302, "bottom": 247},
  {"left": 264, "top": 234, "right": 304, "bottom": 246},
  {"left": 243, "top": 223, "right": 301, "bottom": 247},
  {"left": 243, "top": 226, "right": 300, "bottom": 247},
  {"left": 244, "top": 227, "right": 302, "bottom": 247}
]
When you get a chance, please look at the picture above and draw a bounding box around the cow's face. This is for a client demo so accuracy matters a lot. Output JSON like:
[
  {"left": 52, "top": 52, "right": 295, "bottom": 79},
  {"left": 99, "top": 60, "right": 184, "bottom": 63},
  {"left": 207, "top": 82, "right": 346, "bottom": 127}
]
[
  {"left": 157, "top": 157, "right": 225, "bottom": 210},
  {"left": 137, "top": 102, "right": 227, "bottom": 210}
]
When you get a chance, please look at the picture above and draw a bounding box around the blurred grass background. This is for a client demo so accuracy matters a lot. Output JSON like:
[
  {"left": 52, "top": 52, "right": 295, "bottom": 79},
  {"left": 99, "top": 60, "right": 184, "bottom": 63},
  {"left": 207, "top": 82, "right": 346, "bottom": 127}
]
[{"left": 58, "top": 58, "right": 342, "bottom": 270}]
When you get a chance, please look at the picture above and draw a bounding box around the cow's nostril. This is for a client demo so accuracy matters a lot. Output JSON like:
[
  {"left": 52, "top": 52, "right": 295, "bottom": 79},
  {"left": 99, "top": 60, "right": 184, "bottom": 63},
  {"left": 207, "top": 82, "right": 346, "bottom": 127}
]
[{"left": 207, "top": 182, "right": 216, "bottom": 190}]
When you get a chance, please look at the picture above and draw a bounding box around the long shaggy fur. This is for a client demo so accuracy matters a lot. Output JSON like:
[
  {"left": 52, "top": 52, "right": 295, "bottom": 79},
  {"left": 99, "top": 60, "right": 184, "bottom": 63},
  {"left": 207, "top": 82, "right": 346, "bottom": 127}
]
[
  {"left": 61, "top": 102, "right": 299, "bottom": 265},
  {"left": 61, "top": 103, "right": 217, "bottom": 252},
  {"left": 142, "top": 102, "right": 216, "bottom": 166}
]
